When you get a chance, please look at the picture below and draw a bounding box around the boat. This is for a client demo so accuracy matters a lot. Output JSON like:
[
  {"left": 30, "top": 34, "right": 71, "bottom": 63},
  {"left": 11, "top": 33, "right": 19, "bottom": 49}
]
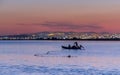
[
  {"left": 61, "top": 42, "right": 85, "bottom": 50},
  {"left": 61, "top": 46, "right": 81, "bottom": 50}
]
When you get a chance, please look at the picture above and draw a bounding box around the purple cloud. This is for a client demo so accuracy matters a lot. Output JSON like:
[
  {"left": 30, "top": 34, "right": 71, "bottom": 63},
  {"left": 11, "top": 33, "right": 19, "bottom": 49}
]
[
  {"left": 41, "top": 21, "right": 103, "bottom": 30},
  {"left": 16, "top": 21, "right": 103, "bottom": 31}
]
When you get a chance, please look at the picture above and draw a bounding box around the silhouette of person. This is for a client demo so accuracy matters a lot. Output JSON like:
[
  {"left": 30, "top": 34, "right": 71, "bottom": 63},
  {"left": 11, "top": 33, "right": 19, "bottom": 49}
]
[
  {"left": 68, "top": 44, "right": 71, "bottom": 48},
  {"left": 74, "top": 42, "right": 79, "bottom": 48}
]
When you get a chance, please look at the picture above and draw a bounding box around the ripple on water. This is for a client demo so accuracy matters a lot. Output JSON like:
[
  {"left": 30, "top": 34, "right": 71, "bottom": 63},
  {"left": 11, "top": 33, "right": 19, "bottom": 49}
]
[{"left": 0, "top": 65, "right": 120, "bottom": 75}]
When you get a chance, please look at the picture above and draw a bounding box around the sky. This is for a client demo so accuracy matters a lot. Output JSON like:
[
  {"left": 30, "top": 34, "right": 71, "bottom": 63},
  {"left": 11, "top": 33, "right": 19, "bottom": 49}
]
[{"left": 1, "top": 0, "right": 120, "bottom": 35}]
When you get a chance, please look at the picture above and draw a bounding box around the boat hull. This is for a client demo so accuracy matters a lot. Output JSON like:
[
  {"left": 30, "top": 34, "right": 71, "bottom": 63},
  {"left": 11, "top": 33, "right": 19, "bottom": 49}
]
[{"left": 61, "top": 46, "right": 81, "bottom": 50}]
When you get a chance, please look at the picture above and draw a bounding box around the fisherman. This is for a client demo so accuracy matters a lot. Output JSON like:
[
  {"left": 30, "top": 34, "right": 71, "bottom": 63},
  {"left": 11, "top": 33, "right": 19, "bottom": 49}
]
[
  {"left": 68, "top": 44, "right": 71, "bottom": 48},
  {"left": 74, "top": 42, "right": 79, "bottom": 48}
]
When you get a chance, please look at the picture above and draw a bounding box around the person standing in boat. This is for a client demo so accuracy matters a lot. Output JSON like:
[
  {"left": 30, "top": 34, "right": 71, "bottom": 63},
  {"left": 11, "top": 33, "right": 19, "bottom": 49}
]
[{"left": 74, "top": 42, "right": 79, "bottom": 48}]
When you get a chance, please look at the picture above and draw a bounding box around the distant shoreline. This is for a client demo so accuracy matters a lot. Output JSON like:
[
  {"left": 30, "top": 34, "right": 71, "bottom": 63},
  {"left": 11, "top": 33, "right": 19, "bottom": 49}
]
[{"left": 0, "top": 39, "right": 120, "bottom": 41}]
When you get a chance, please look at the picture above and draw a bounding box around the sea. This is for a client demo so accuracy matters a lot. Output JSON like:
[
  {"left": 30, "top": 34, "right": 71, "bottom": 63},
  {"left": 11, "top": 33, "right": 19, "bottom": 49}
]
[{"left": 0, "top": 40, "right": 120, "bottom": 75}]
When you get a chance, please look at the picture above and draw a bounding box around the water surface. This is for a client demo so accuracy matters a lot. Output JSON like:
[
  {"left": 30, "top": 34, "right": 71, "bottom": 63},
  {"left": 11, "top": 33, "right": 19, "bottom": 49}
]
[{"left": 0, "top": 40, "right": 120, "bottom": 75}]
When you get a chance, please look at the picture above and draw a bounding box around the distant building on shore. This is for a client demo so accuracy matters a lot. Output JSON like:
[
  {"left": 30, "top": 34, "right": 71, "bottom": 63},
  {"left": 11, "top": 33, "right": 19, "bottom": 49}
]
[{"left": 0, "top": 32, "right": 120, "bottom": 40}]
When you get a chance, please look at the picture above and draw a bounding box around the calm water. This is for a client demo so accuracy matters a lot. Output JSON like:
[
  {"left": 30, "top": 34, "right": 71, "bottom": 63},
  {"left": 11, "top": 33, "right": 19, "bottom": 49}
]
[
  {"left": 0, "top": 40, "right": 120, "bottom": 75},
  {"left": 0, "top": 40, "right": 120, "bottom": 56}
]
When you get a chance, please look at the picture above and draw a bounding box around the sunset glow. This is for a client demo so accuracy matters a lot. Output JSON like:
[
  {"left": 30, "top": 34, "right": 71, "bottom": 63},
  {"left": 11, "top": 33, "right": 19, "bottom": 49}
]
[{"left": 1, "top": 0, "right": 120, "bottom": 35}]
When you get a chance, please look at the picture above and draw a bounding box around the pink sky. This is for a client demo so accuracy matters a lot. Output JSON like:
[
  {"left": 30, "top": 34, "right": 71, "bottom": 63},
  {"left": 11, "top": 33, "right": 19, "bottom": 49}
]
[{"left": 0, "top": 0, "right": 120, "bottom": 35}]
